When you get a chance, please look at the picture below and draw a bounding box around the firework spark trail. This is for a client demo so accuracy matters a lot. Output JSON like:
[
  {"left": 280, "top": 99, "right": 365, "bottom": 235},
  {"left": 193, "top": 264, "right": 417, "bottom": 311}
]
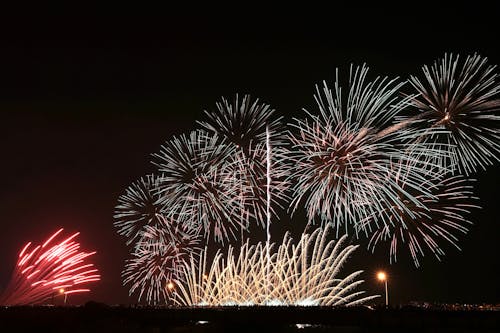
[
  {"left": 198, "top": 94, "right": 291, "bottom": 237},
  {"left": 173, "top": 226, "right": 378, "bottom": 306},
  {"left": 361, "top": 153, "right": 480, "bottom": 267},
  {"left": 0, "top": 229, "right": 100, "bottom": 305},
  {"left": 152, "top": 130, "right": 248, "bottom": 243},
  {"left": 138, "top": 214, "right": 200, "bottom": 251},
  {"left": 288, "top": 64, "right": 431, "bottom": 236},
  {"left": 114, "top": 174, "right": 166, "bottom": 246},
  {"left": 122, "top": 220, "right": 200, "bottom": 305},
  {"left": 198, "top": 94, "right": 287, "bottom": 155},
  {"left": 395, "top": 53, "right": 500, "bottom": 175}
]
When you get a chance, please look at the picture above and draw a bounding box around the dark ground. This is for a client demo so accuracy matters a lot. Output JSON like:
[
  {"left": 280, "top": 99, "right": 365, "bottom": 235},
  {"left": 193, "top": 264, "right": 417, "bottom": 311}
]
[{"left": 0, "top": 305, "right": 498, "bottom": 333}]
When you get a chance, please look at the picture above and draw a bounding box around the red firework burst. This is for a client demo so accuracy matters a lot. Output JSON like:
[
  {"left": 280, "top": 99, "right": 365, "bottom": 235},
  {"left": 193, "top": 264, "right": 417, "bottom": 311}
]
[{"left": 0, "top": 228, "right": 101, "bottom": 305}]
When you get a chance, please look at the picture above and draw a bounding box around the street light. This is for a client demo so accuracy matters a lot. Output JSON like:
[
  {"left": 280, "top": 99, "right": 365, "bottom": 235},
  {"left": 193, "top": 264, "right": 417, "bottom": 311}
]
[
  {"left": 377, "top": 271, "right": 388, "bottom": 308},
  {"left": 59, "top": 288, "right": 67, "bottom": 305}
]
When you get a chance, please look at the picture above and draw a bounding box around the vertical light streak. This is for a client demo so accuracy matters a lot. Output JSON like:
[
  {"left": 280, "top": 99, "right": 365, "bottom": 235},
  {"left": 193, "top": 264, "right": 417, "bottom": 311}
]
[
  {"left": 266, "top": 124, "right": 272, "bottom": 244},
  {"left": 265, "top": 124, "right": 272, "bottom": 297}
]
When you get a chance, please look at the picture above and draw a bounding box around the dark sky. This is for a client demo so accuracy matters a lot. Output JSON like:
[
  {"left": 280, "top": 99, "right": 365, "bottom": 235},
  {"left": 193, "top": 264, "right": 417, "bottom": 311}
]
[{"left": 0, "top": 5, "right": 499, "bottom": 305}]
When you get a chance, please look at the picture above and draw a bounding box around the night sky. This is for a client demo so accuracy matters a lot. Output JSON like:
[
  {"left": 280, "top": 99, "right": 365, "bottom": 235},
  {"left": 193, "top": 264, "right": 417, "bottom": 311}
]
[{"left": 0, "top": 5, "right": 499, "bottom": 306}]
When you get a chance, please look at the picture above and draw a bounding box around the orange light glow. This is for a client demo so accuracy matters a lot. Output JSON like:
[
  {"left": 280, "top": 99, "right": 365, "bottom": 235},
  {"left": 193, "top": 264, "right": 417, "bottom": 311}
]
[
  {"left": 377, "top": 272, "right": 387, "bottom": 281},
  {"left": 59, "top": 288, "right": 65, "bottom": 294},
  {"left": 167, "top": 282, "right": 175, "bottom": 290}
]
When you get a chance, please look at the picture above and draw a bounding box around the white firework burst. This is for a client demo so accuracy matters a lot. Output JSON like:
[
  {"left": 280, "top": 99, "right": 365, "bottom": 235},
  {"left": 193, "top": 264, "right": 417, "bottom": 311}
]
[
  {"left": 122, "top": 221, "right": 200, "bottom": 305},
  {"left": 114, "top": 174, "right": 166, "bottom": 246},
  {"left": 152, "top": 130, "right": 248, "bottom": 243},
  {"left": 198, "top": 94, "right": 291, "bottom": 234},
  {"left": 288, "top": 64, "right": 426, "bottom": 235},
  {"left": 403, "top": 53, "right": 500, "bottom": 175},
  {"left": 363, "top": 158, "right": 479, "bottom": 267}
]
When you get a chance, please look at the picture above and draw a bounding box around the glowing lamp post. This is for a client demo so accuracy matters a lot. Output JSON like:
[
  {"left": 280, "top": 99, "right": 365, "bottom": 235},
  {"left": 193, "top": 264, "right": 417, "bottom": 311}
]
[
  {"left": 59, "top": 288, "right": 67, "bottom": 305},
  {"left": 166, "top": 281, "right": 175, "bottom": 305},
  {"left": 377, "top": 271, "right": 388, "bottom": 307}
]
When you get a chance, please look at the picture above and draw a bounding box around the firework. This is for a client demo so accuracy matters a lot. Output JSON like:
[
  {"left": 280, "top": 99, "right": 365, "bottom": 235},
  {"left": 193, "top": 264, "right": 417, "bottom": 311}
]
[
  {"left": 0, "top": 229, "right": 100, "bottom": 305},
  {"left": 152, "top": 130, "right": 247, "bottom": 243},
  {"left": 363, "top": 163, "right": 479, "bottom": 267},
  {"left": 403, "top": 53, "right": 500, "bottom": 175},
  {"left": 199, "top": 94, "right": 286, "bottom": 153},
  {"left": 114, "top": 174, "right": 166, "bottom": 246},
  {"left": 137, "top": 214, "right": 200, "bottom": 251},
  {"left": 173, "top": 226, "right": 378, "bottom": 306},
  {"left": 287, "top": 65, "right": 426, "bottom": 235},
  {"left": 122, "top": 220, "right": 200, "bottom": 305},
  {"left": 198, "top": 95, "right": 291, "bottom": 236}
]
